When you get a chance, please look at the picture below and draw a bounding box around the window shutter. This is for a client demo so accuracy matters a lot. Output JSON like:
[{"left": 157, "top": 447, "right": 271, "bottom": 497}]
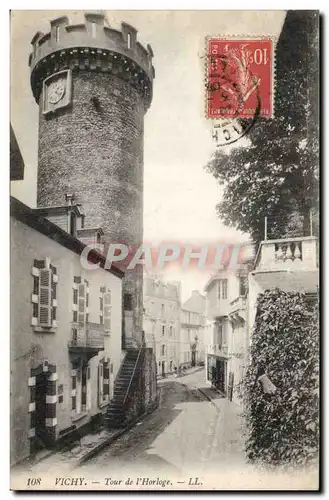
[
  {"left": 38, "top": 269, "right": 52, "bottom": 327},
  {"left": 86, "top": 365, "right": 91, "bottom": 410},
  {"left": 72, "top": 373, "right": 77, "bottom": 410},
  {"left": 32, "top": 303, "right": 38, "bottom": 318},
  {"left": 33, "top": 277, "right": 39, "bottom": 295},
  {"left": 98, "top": 363, "right": 104, "bottom": 406},
  {"left": 77, "top": 283, "right": 86, "bottom": 324},
  {"left": 103, "top": 363, "right": 110, "bottom": 398},
  {"left": 103, "top": 291, "right": 111, "bottom": 332}
]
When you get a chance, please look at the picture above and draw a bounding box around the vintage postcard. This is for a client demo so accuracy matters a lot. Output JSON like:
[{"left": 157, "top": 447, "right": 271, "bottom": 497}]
[{"left": 10, "top": 9, "right": 319, "bottom": 491}]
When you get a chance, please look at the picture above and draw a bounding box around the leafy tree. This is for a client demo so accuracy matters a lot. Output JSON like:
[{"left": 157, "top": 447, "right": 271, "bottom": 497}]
[
  {"left": 242, "top": 290, "right": 319, "bottom": 466},
  {"left": 206, "top": 11, "right": 319, "bottom": 242}
]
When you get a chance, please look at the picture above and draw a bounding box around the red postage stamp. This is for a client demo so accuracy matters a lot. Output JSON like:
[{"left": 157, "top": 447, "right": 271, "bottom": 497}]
[{"left": 206, "top": 37, "right": 274, "bottom": 119}]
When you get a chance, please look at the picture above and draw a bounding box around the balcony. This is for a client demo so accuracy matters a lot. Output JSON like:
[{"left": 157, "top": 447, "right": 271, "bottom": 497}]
[
  {"left": 229, "top": 296, "right": 247, "bottom": 323},
  {"left": 207, "top": 299, "right": 229, "bottom": 320},
  {"left": 254, "top": 236, "right": 317, "bottom": 272},
  {"left": 208, "top": 343, "right": 229, "bottom": 359},
  {"left": 68, "top": 322, "right": 105, "bottom": 362}
]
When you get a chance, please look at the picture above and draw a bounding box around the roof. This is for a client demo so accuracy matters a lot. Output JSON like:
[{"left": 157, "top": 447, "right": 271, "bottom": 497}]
[
  {"left": 10, "top": 196, "right": 124, "bottom": 279},
  {"left": 33, "top": 204, "right": 84, "bottom": 217},
  {"left": 252, "top": 270, "right": 319, "bottom": 294},
  {"left": 10, "top": 125, "right": 25, "bottom": 181},
  {"left": 182, "top": 292, "right": 206, "bottom": 314}
]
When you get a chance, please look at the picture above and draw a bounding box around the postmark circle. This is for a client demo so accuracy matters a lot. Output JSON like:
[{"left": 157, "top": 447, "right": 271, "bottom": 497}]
[{"left": 211, "top": 90, "right": 261, "bottom": 147}]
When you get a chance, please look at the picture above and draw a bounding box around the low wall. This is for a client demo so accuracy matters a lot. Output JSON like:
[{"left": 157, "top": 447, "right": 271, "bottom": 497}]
[{"left": 125, "top": 348, "right": 158, "bottom": 423}]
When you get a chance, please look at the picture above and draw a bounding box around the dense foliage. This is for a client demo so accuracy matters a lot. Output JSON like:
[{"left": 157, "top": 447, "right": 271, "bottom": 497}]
[
  {"left": 205, "top": 11, "right": 319, "bottom": 242},
  {"left": 242, "top": 290, "right": 319, "bottom": 466}
]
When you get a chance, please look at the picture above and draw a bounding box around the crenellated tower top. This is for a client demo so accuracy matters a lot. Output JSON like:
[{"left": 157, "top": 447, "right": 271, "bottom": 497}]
[{"left": 29, "top": 12, "right": 155, "bottom": 110}]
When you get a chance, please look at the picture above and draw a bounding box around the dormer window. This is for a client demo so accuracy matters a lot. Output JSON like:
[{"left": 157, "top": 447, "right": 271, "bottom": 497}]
[
  {"left": 91, "top": 22, "right": 96, "bottom": 38},
  {"left": 127, "top": 33, "right": 131, "bottom": 49},
  {"left": 55, "top": 26, "right": 60, "bottom": 42}
]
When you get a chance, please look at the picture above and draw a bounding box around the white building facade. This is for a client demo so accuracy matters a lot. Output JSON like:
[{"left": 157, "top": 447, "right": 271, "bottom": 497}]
[
  {"left": 204, "top": 268, "right": 248, "bottom": 403},
  {"left": 143, "top": 275, "right": 181, "bottom": 377}
]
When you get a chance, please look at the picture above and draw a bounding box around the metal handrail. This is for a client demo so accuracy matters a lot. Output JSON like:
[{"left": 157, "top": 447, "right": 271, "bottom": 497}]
[{"left": 122, "top": 341, "right": 144, "bottom": 406}]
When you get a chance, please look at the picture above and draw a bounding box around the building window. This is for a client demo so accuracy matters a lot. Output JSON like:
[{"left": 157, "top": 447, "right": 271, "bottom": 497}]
[
  {"left": 78, "top": 363, "right": 91, "bottom": 413},
  {"left": 77, "top": 282, "right": 86, "bottom": 324},
  {"left": 162, "top": 325, "right": 165, "bottom": 336},
  {"left": 124, "top": 293, "right": 133, "bottom": 311},
  {"left": 99, "top": 288, "right": 111, "bottom": 332},
  {"left": 161, "top": 304, "right": 165, "bottom": 317},
  {"left": 55, "top": 25, "right": 60, "bottom": 42},
  {"left": 31, "top": 260, "right": 57, "bottom": 329},
  {"left": 161, "top": 345, "right": 165, "bottom": 356},
  {"left": 71, "top": 363, "right": 91, "bottom": 416},
  {"left": 216, "top": 324, "right": 223, "bottom": 347},
  {"left": 91, "top": 21, "right": 96, "bottom": 38},
  {"left": 127, "top": 32, "right": 131, "bottom": 49},
  {"left": 239, "top": 276, "right": 248, "bottom": 296},
  {"left": 103, "top": 291, "right": 111, "bottom": 332},
  {"left": 218, "top": 279, "right": 228, "bottom": 300},
  {"left": 169, "top": 326, "right": 173, "bottom": 337}
]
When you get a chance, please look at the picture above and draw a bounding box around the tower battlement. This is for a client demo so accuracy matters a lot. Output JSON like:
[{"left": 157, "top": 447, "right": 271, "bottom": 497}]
[{"left": 29, "top": 12, "right": 154, "bottom": 109}]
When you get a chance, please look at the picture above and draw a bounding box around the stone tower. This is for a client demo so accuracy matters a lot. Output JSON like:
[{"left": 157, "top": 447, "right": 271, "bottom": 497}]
[{"left": 29, "top": 13, "right": 154, "bottom": 345}]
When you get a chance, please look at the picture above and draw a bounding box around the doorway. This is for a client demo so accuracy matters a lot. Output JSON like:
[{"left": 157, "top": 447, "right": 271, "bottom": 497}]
[
  {"left": 215, "top": 359, "right": 227, "bottom": 395},
  {"left": 191, "top": 350, "right": 196, "bottom": 367},
  {"left": 35, "top": 371, "right": 49, "bottom": 449}
]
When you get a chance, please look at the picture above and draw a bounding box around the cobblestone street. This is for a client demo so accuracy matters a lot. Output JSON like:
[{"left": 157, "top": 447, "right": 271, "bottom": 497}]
[
  {"left": 11, "top": 369, "right": 318, "bottom": 490},
  {"left": 78, "top": 369, "right": 246, "bottom": 477}
]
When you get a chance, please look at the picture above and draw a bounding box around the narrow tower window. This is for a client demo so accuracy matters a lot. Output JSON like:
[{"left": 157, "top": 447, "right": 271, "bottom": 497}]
[
  {"left": 127, "top": 33, "right": 131, "bottom": 49},
  {"left": 55, "top": 26, "right": 60, "bottom": 43},
  {"left": 91, "top": 22, "right": 96, "bottom": 38}
]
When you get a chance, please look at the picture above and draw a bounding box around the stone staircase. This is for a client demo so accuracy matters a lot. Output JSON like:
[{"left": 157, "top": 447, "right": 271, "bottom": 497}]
[{"left": 105, "top": 349, "right": 140, "bottom": 428}]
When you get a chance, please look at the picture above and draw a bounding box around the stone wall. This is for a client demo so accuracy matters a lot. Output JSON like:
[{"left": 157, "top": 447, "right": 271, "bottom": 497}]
[
  {"left": 37, "top": 70, "right": 145, "bottom": 339},
  {"left": 125, "top": 348, "right": 158, "bottom": 424}
]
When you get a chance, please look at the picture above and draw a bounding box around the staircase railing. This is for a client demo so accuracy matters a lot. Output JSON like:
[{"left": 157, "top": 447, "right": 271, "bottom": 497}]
[{"left": 122, "top": 335, "right": 145, "bottom": 406}]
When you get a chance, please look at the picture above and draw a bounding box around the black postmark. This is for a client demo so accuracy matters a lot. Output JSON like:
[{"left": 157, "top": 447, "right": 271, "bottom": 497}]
[{"left": 206, "top": 53, "right": 261, "bottom": 146}]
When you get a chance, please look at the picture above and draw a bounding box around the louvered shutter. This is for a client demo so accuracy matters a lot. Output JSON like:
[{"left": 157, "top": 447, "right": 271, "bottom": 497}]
[
  {"left": 38, "top": 269, "right": 52, "bottom": 326},
  {"left": 103, "top": 291, "right": 111, "bottom": 332},
  {"left": 103, "top": 363, "right": 110, "bottom": 398},
  {"left": 98, "top": 363, "right": 104, "bottom": 406},
  {"left": 78, "top": 283, "right": 86, "bottom": 324}
]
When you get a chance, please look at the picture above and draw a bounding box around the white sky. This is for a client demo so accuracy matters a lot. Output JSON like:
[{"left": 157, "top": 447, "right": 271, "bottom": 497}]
[{"left": 10, "top": 10, "right": 285, "bottom": 300}]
